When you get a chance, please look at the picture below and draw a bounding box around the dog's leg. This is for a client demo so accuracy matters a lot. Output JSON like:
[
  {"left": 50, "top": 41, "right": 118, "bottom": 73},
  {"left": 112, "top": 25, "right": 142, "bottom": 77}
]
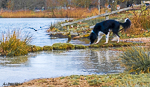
[
  {"left": 95, "top": 32, "right": 104, "bottom": 44},
  {"left": 115, "top": 34, "right": 120, "bottom": 43},
  {"left": 105, "top": 32, "right": 110, "bottom": 44},
  {"left": 117, "top": 36, "right": 120, "bottom": 43},
  {"left": 95, "top": 35, "right": 103, "bottom": 44}
]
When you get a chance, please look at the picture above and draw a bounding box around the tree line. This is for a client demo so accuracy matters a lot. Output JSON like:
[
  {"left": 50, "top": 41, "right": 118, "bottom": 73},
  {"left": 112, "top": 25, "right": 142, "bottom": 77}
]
[{"left": 0, "top": 0, "right": 143, "bottom": 11}]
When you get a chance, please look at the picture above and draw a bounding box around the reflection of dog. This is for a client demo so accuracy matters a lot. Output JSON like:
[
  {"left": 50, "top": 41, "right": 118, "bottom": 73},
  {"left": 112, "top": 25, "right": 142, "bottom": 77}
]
[{"left": 89, "top": 18, "right": 131, "bottom": 44}]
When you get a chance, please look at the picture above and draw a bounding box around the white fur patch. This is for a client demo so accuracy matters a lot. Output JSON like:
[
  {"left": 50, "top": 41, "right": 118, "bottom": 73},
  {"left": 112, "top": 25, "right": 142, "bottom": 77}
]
[
  {"left": 95, "top": 31, "right": 104, "bottom": 44},
  {"left": 117, "top": 36, "right": 120, "bottom": 43},
  {"left": 105, "top": 32, "right": 110, "bottom": 43},
  {"left": 98, "top": 31, "right": 104, "bottom": 36},
  {"left": 125, "top": 18, "right": 129, "bottom": 22}
]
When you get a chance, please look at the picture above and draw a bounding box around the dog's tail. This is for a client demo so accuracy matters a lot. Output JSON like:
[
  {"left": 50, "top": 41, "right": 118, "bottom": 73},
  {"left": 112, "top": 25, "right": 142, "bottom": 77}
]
[{"left": 120, "top": 18, "right": 131, "bottom": 31}]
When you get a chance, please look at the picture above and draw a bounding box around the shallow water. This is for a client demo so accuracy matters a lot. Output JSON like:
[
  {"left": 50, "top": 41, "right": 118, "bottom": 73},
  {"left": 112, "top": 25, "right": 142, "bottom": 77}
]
[
  {"left": 0, "top": 18, "right": 123, "bottom": 85},
  {"left": 0, "top": 49, "right": 123, "bottom": 85},
  {"left": 0, "top": 18, "right": 75, "bottom": 46}
]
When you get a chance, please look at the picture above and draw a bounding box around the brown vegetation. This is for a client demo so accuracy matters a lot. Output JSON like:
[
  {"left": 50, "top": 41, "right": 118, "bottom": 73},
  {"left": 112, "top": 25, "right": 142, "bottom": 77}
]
[
  {"left": 124, "top": 9, "right": 150, "bottom": 37},
  {"left": 10, "top": 73, "right": 150, "bottom": 87},
  {"left": 0, "top": 8, "right": 108, "bottom": 18}
]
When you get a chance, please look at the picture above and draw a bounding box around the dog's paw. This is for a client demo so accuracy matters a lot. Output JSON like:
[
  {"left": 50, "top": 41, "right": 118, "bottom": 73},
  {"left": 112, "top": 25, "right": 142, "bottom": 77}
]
[
  {"left": 94, "top": 43, "right": 98, "bottom": 44},
  {"left": 104, "top": 42, "right": 108, "bottom": 44}
]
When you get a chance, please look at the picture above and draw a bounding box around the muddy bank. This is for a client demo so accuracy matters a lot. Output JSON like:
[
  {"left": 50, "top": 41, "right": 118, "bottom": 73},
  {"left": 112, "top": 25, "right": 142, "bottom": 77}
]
[
  {"left": 49, "top": 32, "right": 78, "bottom": 38},
  {"left": 120, "top": 37, "right": 150, "bottom": 43}
]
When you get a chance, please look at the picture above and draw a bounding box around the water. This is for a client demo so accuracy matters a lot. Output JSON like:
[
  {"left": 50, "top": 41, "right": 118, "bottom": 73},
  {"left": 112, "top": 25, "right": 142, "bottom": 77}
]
[
  {"left": 0, "top": 18, "right": 124, "bottom": 85},
  {"left": 0, "top": 49, "right": 123, "bottom": 85},
  {"left": 0, "top": 18, "right": 70, "bottom": 46}
]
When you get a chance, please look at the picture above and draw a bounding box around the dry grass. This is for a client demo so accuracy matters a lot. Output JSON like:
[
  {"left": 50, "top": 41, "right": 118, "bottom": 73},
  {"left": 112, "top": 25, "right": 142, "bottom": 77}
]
[
  {"left": 118, "top": 9, "right": 150, "bottom": 38},
  {"left": 125, "top": 9, "right": 150, "bottom": 35},
  {"left": 9, "top": 73, "right": 150, "bottom": 87},
  {"left": 0, "top": 10, "right": 48, "bottom": 18},
  {"left": 0, "top": 8, "right": 109, "bottom": 18}
]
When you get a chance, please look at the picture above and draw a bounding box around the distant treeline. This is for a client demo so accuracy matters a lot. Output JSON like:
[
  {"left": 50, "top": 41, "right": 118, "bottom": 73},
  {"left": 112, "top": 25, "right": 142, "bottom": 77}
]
[{"left": 0, "top": 0, "right": 142, "bottom": 10}]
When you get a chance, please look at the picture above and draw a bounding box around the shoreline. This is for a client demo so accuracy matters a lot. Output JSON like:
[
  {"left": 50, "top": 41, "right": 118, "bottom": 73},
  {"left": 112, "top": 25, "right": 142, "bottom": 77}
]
[{"left": 7, "top": 73, "right": 150, "bottom": 87}]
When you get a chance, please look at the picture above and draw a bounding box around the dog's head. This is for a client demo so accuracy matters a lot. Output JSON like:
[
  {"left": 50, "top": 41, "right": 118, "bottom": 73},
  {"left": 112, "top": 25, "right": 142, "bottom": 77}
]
[{"left": 89, "top": 32, "right": 97, "bottom": 44}]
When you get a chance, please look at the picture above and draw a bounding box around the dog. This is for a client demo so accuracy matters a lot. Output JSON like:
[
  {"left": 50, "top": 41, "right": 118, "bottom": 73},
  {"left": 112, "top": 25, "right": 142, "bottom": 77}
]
[{"left": 89, "top": 18, "right": 131, "bottom": 44}]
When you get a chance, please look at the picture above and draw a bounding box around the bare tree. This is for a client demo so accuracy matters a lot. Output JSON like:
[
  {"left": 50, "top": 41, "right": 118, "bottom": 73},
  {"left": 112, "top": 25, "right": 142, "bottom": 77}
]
[
  {"left": 0, "top": 0, "right": 143, "bottom": 11},
  {"left": 98, "top": 0, "right": 100, "bottom": 14}
]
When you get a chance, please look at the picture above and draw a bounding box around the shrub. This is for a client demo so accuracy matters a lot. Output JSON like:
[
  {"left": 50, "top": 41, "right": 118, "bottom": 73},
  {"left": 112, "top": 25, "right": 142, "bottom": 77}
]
[
  {"left": 0, "top": 30, "right": 32, "bottom": 56},
  {"left": 120, "top": 47, "right": 150, "bottom": 74}
]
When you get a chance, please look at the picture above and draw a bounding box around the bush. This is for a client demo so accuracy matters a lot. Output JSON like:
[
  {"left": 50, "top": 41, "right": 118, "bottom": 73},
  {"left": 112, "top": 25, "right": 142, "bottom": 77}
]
[
  {"left": 120, "top": 47, "right": 150, "bottom": 74},
  {"left": 0, "top": 30, "right": 32, "bottom": 56}
]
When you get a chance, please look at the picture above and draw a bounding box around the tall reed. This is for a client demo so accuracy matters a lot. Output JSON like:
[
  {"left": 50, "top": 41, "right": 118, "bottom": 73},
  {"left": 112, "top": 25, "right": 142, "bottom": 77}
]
[{"left": 0, "top": 30, "right": 32, "bottom": 56}]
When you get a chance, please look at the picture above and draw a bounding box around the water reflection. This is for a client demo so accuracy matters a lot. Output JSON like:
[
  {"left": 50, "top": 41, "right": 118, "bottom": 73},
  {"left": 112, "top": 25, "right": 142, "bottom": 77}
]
[
  {"left": 0, "top": 49, "right": 122, "bottom": 72},
  {"left": 87, "top": 49, "right": 122, "bottom": 73},
  {"left": 0, "top": 49, "right": 123, "bottom": 85},
  {"left": 0, "top": 56, "right": 28, "bottom": 67},
  {"left": 52, "top": 48, "right": 123, "bottom": 74},
  {"left": 0, "top": 51, "right": 43, "bottom": 67}
]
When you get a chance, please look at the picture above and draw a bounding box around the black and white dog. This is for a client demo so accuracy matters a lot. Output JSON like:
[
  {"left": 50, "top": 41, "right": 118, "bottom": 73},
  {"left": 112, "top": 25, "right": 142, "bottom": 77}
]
[{"left": 89, "top": 18, "right": 131, "bottom": 44}]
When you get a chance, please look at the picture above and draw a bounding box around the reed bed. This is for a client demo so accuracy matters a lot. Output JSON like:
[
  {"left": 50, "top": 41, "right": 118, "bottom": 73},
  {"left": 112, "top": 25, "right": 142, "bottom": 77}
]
[
  {"left": 0, "top": 8, "right": 108, "bottom": 18},
  {"left": 0, "top": 10, "right": 48, "bottom": 18}
]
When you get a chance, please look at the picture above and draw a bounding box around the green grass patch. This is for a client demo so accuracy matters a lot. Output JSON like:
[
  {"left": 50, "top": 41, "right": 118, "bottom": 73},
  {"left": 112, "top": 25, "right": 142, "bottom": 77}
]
[
  {"left": 67, "top": 73, "right": 150, "bottom": 86},
  {"left": 89, "top": 41, "right": 144, "bottom": 48},
  {"left": 43, "top": 46, "right": 53, "bottom": 51},
  {"left": 75, "top": 45, "right": 87, "bottom": 49},
  {"left": 52, "top": 43, "right": 75, "bottom": 50},
  {"left": 27, "top": 45, "right": 43, "bottom": 52}
]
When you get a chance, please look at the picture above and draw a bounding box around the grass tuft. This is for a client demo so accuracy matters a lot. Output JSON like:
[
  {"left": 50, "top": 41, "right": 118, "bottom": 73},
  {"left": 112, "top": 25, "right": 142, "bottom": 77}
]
[
  {"left": 120, "top": 47, "right": 150, "bottom": 74},
  {"left": 0, "top": 30, "right": 32, "bottom": 56}
]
